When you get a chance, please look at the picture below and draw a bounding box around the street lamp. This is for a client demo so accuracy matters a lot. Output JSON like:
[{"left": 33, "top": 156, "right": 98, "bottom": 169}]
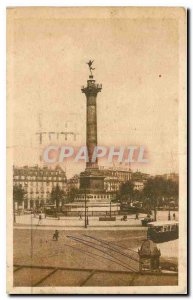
[
  {"left": 84, "top": 190, "right": 87, "bottom": 228},
  {"left": 13, "top": 200, "right": 16, "bottom": 224},
  {"left": 168, "top": 197, "right": 172, "bottom": 221},
  {"left": 86, "top": 206, "right": 89, "bottom": 225}
]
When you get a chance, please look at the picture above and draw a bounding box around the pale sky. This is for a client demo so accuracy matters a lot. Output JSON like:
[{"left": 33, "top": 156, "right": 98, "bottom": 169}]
[{"left": 8, "top": 8, "right": 179, "bottom": 178}]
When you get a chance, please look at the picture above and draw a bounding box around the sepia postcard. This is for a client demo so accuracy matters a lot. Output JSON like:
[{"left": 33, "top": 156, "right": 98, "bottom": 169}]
[{"left": 7, "top": 7, "right": 187, "bottom": 294}]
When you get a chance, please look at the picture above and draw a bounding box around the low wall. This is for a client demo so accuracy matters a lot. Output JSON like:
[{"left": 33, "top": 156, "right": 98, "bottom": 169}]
[{"left": 61, "top": 210, "right": 119, "bottom": 217}]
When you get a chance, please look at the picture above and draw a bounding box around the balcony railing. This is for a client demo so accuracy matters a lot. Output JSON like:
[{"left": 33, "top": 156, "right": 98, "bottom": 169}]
[{"left": 81, "top": 83, "right": 102, "bottom": 91}]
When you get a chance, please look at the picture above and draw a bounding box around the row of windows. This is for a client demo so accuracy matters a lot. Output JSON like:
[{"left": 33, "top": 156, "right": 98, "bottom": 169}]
[
  {"left": 106, "top": 187, "right": 119, "bottom": 191},
  {"left": 25, "top": 188, "right": 66, "bottom": 193},
  {"left": 29, "top": 194, "right": 48, "bottom": 198},
  {"left": 14, "top": 171, "right": 64, "bottom": 176},
  {"left": 16, "top": 181, "right": 66, "bottom": 187},
  {"left": 14, "top": 176, "right": 66, "bottom": 181},
  {"left": 27, "top": 196, "right": 48, "bottom": 200},
  {"left": 28, "top": 191, "right": 50, "bottom": 194},
  {"left": 105, "top": 183, "right": 119, "bottom": 187}
]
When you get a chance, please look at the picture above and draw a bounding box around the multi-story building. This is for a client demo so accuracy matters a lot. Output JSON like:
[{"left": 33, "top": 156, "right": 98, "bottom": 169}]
[
  {"left": 161, "top": 173, "right": 179, "bottom": 182},
  {"left": 67, "top": 174, "right": 80, "bottom": 192},
  {"left": 66, "top": 167, "right": 132, "bottom": 195},
  {"left": 99, "top": 166, "right": 132, "bottom": 193},
  {"left": 131, "top": 171, "right": 150, "bottom": 191},
  {"left": 13, "top": 165, "right": 67, "bottom": 210},
  {"left": 131, "top": 171, "right": 150, "bottom": 182},
  {"left": 133, "top": 181, "right": 145, "bottom": 191}
]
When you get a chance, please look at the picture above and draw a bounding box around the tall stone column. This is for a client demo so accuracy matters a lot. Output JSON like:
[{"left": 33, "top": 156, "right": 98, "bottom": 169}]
[
  {"left": 81, "top": 75, "right": 102, "bottom": 169},
  {"left": 79, "top": 68, "right": 105, "bottom": 193}
]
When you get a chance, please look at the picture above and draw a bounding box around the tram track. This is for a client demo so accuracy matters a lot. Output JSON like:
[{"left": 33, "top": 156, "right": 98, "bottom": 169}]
[{"left": 67, "top": 235, "right": 138, "bottom": 272}]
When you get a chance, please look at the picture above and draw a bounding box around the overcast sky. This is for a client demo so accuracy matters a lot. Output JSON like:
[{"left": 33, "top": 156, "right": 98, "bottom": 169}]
[{"left": 8, "top": 8, "right": 179, "bottom": 177}]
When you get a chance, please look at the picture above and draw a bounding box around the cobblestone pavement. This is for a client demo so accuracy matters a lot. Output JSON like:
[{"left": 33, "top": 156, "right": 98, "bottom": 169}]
[{"left": 13, "top": 228, "right": 178, "bottom": 287}]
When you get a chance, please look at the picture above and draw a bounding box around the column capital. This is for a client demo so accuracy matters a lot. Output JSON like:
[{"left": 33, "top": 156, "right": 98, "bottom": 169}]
[{"left": 81, "top": 79, "right": 102, "bottom": 96}]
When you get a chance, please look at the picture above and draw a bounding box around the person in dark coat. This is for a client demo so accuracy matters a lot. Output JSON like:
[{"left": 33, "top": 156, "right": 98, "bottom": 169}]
[{"left": 53, "top": 230, "right": 59, "bottom": 241}]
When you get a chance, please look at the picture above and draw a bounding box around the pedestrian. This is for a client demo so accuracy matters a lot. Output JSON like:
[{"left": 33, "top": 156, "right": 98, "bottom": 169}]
[
  {"left": 79, "top": 213, "right": 82, "bottom": 220},
  {"left": 173, "top": 212, "right": 176, "bottom": 220},
  {"left": 122, "top": 215, "right": 127, "bottom": 221},
  {"left": 168, "top": 212, "right": 171, "bottom": 221},
  {"left": 38, "top": 213, "right": 42, "bottom": 225},
  {"left": 53, "top": 230, "right": 59, "bottom": 241},
  {"left": 135, "top": 213, "right": 139, "bottom": 220}
]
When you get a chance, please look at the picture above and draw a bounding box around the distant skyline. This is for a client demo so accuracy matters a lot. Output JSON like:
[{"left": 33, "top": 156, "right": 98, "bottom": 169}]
[{"left": 8, "top": 8, "right": 179, "bottom": 178}]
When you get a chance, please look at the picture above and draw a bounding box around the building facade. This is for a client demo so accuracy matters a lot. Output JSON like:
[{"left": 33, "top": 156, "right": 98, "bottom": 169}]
[
  {"left": 161, "top": 173, "right": 179, "bottom": 182},
  {"left": 67, "top": 174, "right": 80, "bottom": 192},
  {"left": 131, "top": 171, "right": 150, "bottom": 191},
  {"left": 99, "top": 166, "right": 132, "bottom": 193},
  {"left": 67, "top": 167, "right": 132, "bottom": 194},
  {"left": 13, "top": 165, "right": 67, "bottom": 210},
  {"left": 133, "top": 181, "right": 145, "bottom": 191}
]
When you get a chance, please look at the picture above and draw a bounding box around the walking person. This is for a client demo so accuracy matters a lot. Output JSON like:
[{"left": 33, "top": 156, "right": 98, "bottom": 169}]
[
  {"left": 38, "top": 213, "right": 42, "bottom": 226},
  {"left": 53, "top": 230, "right": 59, "bottom": 241}
]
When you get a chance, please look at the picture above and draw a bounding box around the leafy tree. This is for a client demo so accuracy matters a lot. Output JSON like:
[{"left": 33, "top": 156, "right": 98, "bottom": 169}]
[
  {"left": 13, "top": 184, "right": 26, "bottom": 222},
  {"left": 143, "top": 176, "right": 179, "bottom": 219},
  {"left": 13, "top": 184, "right": 26, "bottom": 204},
  {"left": 119, "top": 181, "right": 134, "bottom": 201},
  {"left": 50, "top": 185, "right": 66, "bottom": 212},
  {"left": 133, "top": 189, "right": 144, "bottom": 202},
  {"left": 165, "top": 179, "right": 178, "bottom": 199},
  {"left": 68, "top": 187, "right": 79, "bottom": 202}
]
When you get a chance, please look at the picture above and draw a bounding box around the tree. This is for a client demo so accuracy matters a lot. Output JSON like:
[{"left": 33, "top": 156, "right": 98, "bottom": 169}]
[
  {"left": 68, "top": 187, "right": 79, "bottom": 202},
  {"left": 50, "top": 185, "right": 65, "bottom": 212},
  {"left": 143, "top": 176, "right": 179, "bottom": 220},
  {"left": 13, "top": 184, "right": 26, "bottom": 223},
  {"left": 119, "top": 181, "right": 134, "bottom": 201},
  {"left": 165, "top": 179, "right": 178, "bottom": 199},
  {"left": 133, "top": 189, "right": 144, "bottom": 202}
]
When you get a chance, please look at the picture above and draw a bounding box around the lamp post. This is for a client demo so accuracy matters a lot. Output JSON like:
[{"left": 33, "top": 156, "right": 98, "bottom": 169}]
[
  {"left": 84, "top": 190, "right": 87, "bottom": 228},
  {"left": 86, "top": 206, "right": 89, "bottom": 225},
  {"left": 154, "top": 199, "right": 157, "bottom": 221},
  {"left": 110, "top": 200, "right": 112, "bottom": 218},
  {"left": 168, "top": 197, "right": 172, "bottom": 221}
]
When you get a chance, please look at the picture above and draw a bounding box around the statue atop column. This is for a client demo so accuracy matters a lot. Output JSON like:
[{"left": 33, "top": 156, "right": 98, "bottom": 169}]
[{"left": 86, "top": 59, "right": 95, "bottom": 77}]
